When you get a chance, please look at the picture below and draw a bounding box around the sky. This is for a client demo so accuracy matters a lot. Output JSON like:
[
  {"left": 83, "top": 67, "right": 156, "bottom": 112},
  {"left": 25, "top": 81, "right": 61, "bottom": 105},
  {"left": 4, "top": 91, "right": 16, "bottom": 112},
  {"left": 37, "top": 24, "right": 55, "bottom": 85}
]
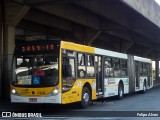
[{"left": 155, "top": 0, "right": 160, "bottom": 5}]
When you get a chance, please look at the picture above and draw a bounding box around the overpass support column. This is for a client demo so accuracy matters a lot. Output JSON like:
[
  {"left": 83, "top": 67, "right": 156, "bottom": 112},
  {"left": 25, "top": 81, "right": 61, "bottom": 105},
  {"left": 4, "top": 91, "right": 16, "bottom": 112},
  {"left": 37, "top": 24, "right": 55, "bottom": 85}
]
[
  {"left": 0, "top": 0, "right": 4, "bottom": 97},
  {"left": 155, "top": 58, "right": 159, "bottom": 83},
  {"left": 3, "top": 26, "right": 15, "bottom": 98},
  {"left": 1, "top": 1, "right": 30, "bottom": 98}
]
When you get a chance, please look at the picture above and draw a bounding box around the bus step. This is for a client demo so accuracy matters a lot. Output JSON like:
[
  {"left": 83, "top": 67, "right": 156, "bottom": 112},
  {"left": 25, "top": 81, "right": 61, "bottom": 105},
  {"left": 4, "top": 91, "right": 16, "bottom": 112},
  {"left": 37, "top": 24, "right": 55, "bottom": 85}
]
[{"left": 96, "top": 95, "right": 104, "bottom": 98}]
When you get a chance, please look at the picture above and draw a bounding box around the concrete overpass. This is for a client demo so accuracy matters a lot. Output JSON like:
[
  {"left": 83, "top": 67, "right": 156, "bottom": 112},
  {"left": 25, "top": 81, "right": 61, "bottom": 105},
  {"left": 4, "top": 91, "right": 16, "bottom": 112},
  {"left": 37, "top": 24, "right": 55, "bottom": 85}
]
[{"left": 1, "top": 0, "right": 160, "bottom": 98}]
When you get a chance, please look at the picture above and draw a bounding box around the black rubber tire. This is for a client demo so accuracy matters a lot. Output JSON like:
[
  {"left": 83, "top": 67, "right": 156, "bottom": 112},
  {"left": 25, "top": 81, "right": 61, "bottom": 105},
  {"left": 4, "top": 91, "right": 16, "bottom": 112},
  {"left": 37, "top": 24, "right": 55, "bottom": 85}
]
[
  {"left": 80, "top": 87, "right": 91, "bottom": 108},
  {"left": 117, "top": 84, "right": 124, "bottom": 100},
  {"left": 141, "top": 82, "right": 146, "bottom": 94}
]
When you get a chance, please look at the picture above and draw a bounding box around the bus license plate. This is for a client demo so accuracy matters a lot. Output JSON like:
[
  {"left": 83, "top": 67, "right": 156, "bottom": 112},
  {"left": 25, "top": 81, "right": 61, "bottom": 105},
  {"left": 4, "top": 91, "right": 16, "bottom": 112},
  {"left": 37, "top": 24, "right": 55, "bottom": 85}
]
[{"left": 29, "top": 98, "right": 37, "bottom": 102}]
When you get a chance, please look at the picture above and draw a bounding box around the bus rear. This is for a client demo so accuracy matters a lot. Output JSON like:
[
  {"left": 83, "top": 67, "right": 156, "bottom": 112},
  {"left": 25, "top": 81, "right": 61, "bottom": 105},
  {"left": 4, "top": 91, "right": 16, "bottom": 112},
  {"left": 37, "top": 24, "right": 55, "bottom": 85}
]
[{"left": 11, "top": 40, "right": 61, "bottom": 103}]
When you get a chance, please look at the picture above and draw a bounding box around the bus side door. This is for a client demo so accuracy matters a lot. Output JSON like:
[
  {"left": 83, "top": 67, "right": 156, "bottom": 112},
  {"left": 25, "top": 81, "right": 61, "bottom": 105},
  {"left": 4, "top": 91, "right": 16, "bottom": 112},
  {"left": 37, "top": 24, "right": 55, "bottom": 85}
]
[{"left": 95, "top": 55, "right": 104, "bottom": 96}]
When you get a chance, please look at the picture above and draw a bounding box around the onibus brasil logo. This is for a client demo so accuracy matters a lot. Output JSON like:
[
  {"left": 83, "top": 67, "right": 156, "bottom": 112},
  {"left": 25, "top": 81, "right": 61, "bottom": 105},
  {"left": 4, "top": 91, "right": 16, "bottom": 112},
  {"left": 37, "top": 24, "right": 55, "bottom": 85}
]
[{"left": 1, "top": 112, "right": 42, "bottom": 118}]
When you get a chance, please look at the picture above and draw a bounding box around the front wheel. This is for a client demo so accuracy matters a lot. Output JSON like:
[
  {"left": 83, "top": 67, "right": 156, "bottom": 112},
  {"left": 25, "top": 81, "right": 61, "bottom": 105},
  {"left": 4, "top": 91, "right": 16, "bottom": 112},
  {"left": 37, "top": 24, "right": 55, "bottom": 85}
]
[{"left": 80, "top": 87, "right": 91, "bottom": 108}]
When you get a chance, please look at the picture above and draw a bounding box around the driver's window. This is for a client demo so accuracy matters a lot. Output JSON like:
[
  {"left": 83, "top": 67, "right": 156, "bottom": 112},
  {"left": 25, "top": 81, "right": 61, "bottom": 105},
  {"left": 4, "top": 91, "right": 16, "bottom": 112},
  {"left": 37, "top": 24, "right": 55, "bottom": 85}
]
[
  {"left": 62, "top": 49, "right": 76, "bottom": 92},
  {"left": 62, "top": 58, "right": 74, "bottom": 78}
]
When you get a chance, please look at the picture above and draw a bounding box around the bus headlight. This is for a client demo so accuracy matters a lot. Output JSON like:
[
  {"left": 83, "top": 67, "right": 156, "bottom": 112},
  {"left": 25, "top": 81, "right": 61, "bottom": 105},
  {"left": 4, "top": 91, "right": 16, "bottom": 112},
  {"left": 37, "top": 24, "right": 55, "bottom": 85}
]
[
  {"left": 47, "top": 87, "right": 59, "bottom": 96},
  {"left": 53, "top": 89, "right": 58, "bottom": 95},
  {"left": 52, "top": 87, "right": 59, "bottom": 95},
  {"left": 11, "top": 89, "right": 16, "bottom": 94}
]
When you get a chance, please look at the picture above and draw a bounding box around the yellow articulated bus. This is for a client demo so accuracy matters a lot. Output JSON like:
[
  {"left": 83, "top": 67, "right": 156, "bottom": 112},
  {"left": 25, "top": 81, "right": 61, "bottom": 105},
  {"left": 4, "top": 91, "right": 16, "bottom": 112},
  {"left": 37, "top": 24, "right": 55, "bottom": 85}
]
[{"left": 11, "top": 40, "right": 153, "bottom": 108}]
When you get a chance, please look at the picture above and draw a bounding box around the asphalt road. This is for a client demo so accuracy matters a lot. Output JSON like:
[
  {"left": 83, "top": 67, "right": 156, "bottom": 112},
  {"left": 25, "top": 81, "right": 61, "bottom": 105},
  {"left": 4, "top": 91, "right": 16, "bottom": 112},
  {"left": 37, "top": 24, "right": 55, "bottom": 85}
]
[{"left": 1, "top": 87, "right": 160, "bottom": 120}]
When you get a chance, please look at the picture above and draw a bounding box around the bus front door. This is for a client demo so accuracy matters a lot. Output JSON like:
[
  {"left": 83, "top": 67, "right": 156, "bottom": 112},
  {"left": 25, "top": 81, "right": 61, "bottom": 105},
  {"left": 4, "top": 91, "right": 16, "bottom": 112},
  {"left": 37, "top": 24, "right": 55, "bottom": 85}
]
[{"left": 95, "top": 56, "right": 103, "bottom": 96}]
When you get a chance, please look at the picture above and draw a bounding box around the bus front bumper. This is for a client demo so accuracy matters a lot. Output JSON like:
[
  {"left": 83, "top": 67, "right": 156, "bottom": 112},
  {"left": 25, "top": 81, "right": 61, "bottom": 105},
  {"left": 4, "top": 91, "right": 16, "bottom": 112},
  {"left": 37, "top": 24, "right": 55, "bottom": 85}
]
[{"left": 11, "top": 93, "right": 61, "bottom": 104}]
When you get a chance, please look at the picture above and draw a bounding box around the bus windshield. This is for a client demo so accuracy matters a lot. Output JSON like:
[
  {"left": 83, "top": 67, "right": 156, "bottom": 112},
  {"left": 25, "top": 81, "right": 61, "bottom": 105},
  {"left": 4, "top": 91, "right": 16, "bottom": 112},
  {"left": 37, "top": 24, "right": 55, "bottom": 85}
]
[
  {"left": 12, "top": 53, "right": 59, "bottom": 87},
  {"left": 12, "top": 40, "right": 60, "bottom": 87}
]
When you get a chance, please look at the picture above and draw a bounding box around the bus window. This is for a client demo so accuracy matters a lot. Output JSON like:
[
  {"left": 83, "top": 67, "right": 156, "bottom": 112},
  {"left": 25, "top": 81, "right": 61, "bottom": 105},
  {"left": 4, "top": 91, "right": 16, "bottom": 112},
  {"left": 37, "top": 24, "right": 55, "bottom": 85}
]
[
  {"left": 120, "top": 59, "right": 127, "bottom": 68},
  {"left": 105, "top": 57, "right": 112, "bottom": 67},
  {"left": 114, "top": 68, "right": 121, "bottom": 77},
  {"left": 87, "top": 54, "right": 95, "bottom": 77},
  {"left": 62, "top": 58, "right": 71, "bottom": 77},
  {"left": 105, "top": 58, "right": 110, "bottom": 77},
  {"left": 143, "top": 63, "right": 147, "bottom": 76},
  {"left": 87, "top": 54, "right": 94, "bottom": 66},
  {"left": 139, "top": 62, "right": 143, "bottom": 76},
  {"left": 104, "top": 57, "right": 114, "bottom": 78},
  {"left": 62, "top": 57, "right": 76, "bottom": 92},
  {"left": 14, "top": 54, "right": 59, "bottom": 86},
  {"left": 105, "top": 68, "right": 114, "bottom": 77},
  {"left": 121, "top": 69, "right": 127, "bottom": 77},
  {"left": 78, "top": 53, "right": 86, "bottom": 66},
  {"left": 109, "top": 68, "right": 114, "bottom": 77},
  {"left": 120, "top": 59, "right": 127, "bottom": 78},
  {"left": 113, "top": 58, "right": 120, "bottom": 68},
  {"left": 77, "top": 53, "right": 86, "bottom": 78},
  {"left": 62, "top": 49, "right": 76, "bottom": 77}
]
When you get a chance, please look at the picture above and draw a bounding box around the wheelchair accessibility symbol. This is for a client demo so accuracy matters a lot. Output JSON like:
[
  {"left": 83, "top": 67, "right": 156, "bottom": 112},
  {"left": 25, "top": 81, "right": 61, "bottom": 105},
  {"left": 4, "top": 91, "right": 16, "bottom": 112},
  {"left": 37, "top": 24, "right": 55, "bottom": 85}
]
[{"left": 33, "top": 76, "right": 40, "bottom": 85}]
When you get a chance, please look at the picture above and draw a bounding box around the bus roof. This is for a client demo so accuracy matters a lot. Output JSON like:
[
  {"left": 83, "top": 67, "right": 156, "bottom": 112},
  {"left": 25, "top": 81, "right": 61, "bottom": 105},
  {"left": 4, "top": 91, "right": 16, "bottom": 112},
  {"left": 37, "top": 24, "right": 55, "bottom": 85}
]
[
  {"left": 95, "top": 48, "right": 128, "bottom": 59},
  {"left": 134, "top": 56, "right": 152, "bottom": 63},
  {"left": 61, "top": 41, "right": 152, "bottom": 62},
  {"left": 61, "top": 41, "right": 94, "bottom": 54}
]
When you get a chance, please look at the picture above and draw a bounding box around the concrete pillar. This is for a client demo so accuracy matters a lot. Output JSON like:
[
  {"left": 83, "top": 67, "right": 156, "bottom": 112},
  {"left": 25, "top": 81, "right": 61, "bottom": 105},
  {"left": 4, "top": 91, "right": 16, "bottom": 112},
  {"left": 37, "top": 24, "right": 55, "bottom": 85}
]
[
  {"left": 155, "top": 58, "right": 159, "bottom": 82},
  {"left": 0, "top": 22, "right": 1, "bottom": 97},
  {"left": 3, "top": 26, "right": 15, "bottom": 98},
  {"left": 1, "top": 1, "right": 30, "bottom": 98},
  {"left": 0, "top": 0, "right": 4, "bottom": 97}
]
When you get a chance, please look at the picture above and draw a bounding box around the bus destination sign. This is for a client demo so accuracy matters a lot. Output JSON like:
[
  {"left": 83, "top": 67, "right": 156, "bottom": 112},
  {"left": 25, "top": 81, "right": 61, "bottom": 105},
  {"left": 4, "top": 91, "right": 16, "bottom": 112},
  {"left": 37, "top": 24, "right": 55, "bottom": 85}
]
[{"left": 21, "top": 44, "right": 55, "bottom": 52}]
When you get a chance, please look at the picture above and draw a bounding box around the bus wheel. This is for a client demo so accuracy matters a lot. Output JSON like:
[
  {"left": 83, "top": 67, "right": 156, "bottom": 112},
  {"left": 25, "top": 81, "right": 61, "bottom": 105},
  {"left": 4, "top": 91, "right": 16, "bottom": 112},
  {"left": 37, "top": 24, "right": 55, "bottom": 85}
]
[
  {"left": 80, "top": 87, "right": 91, "bottom": 108},
  {"left": 117, "top": 84, "right": 124, "bottom": 100},
  {"left": 141, "top": 82, "right": 146, "bottom": 94}
]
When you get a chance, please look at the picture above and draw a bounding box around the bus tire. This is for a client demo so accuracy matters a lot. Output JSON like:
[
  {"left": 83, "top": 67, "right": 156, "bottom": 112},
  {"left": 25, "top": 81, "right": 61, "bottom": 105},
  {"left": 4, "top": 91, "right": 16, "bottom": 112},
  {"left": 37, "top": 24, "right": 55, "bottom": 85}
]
[
  {"left": 117, "top": 84, "right": 124, "bottom": 100},
  {"left": 141, "top": 82, "right": 146, "bottom": 94},
  {"left": 80, "top": 87, "right": 91, "bottom": 108}
]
